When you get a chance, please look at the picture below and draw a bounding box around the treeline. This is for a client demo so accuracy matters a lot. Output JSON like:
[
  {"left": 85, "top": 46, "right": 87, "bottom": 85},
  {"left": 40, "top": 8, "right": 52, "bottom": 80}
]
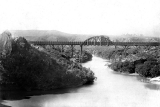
[
  {"left": 109, "top": 58, "right": 160, "bottom": 78},
  {"left": 87, "top": 45, "right": 160, "bottom": 78}
]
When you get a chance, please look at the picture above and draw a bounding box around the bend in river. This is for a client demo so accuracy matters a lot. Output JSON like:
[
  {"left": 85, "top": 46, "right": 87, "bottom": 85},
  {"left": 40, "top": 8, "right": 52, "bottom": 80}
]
[{"left": 1, "top": 56, "right": 160, "bottom": 107}]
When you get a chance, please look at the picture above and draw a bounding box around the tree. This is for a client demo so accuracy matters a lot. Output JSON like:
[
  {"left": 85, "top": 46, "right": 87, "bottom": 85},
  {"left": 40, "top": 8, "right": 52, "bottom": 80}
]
[
  {"left": 121, "top": 61, "right": 135, "bottom": 73},
  {"left": 135, "top": 61, "right": 158, "bottom": 77},
  {"left": 150, "top": 64, "right": 160, "bottom": 77}
]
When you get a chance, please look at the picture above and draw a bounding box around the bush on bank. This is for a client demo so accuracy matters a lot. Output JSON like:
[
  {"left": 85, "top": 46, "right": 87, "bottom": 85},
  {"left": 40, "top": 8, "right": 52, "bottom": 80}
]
[
  {"left": 135, "top": 60, "right": 160, "bottom": 77},
  {"left": 0, "top": 37, "right": 96, "bottom": 91},
  {"left": 109, "top": 58, "right": 160, "bottom": 78},
  {"left": 89, "top": 45, "right": 160, "bottom": 78},
  {"left": 109, "top": 61, "right": 135, "bottom": 73},
  {"left": 81, "top": 51, "right": 92, "bottom": 63}
]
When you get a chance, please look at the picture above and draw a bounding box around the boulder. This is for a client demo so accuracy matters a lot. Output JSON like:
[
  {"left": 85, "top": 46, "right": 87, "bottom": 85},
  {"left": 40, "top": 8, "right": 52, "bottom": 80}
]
[{"left": 0, "top": 31, "right": 12, "bottom": 56}]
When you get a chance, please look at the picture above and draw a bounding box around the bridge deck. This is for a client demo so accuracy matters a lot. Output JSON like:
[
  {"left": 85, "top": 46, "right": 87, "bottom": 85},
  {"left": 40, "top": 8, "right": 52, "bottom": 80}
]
[{"left": 29, "top": 41, "right": 160, "bottom": 46}]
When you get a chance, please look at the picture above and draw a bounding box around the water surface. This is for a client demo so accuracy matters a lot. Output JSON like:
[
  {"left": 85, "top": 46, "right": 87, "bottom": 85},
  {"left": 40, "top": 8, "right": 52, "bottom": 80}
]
[{"left": 1, "top": 56, "right": 160, "bottom": 107}]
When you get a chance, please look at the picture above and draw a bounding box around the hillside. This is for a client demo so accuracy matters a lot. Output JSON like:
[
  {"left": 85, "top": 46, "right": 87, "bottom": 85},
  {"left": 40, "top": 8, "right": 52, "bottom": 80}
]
[
  {"left": 10, "top": 30, "right": 93, "bottom": 42},
  {"left": 110, "top": 34, "right": 160, "bottom": 42},
  {"left": 9, "top": 30, "right": 160, "bottom": 43},
  {"left": 0, "top": 36, "right": 96, "bottom": 91}
]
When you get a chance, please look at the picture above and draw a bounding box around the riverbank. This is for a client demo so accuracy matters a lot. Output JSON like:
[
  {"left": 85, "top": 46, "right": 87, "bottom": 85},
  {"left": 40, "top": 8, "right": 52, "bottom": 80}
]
[
  {"left": 2, "top": 56, "right": 160, "bottom": 107},
  {"left": 89, "top": 46, "right": 160, "bottom": 83},
  {"left": 0, "top": 32, "right": 96, "bottom": 91}
]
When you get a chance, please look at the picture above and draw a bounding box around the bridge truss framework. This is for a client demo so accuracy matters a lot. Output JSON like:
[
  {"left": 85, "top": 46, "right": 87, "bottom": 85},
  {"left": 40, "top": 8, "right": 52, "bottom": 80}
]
[{"left": 29, "top": 36, "right": 160, "bottom": 62}]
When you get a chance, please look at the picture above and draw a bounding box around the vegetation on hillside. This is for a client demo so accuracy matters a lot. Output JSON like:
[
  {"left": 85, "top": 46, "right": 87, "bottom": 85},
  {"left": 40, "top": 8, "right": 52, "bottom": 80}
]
[
  {"left": 0, "top": 32, "right": 96, "bottom": 91},
  {"left": 86, "top": 36, "right": 160, "bottom": 78},
  {"left": 43, "top": 45, "right": 92, "bottom": 63},
  {"left": 109, "top": 58, "right": 160, "bottom": 78}
]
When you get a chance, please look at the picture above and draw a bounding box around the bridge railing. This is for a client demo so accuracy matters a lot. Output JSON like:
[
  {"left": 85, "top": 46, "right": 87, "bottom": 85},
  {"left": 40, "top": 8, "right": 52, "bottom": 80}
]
[
  {"left": 29, "top": 41, "right": 113, "bottom": 46},
  {"left": 112, "top": 42, "right": 160, "bottom": 46},
  {"left": 29, "top": 41, "right": 160, "bottom": 46}
]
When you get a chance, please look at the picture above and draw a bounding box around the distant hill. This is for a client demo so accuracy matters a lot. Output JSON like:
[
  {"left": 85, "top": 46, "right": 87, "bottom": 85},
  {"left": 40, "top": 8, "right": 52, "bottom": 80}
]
[
  {"left": 10, "top": 30, "right": 93, "bottom": 42},
  {"left": 110, "top": 34, "right": 160, "bottom": 42},
  {"left": 9, "top": 30, "right": 160, "bottom": 42}
]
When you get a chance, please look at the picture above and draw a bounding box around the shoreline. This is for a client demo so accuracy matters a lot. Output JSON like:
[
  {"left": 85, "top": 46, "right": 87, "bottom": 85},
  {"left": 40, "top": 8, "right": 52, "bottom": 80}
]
[{"left": 93, "top": 54, "right": 160, "bottom": 84}]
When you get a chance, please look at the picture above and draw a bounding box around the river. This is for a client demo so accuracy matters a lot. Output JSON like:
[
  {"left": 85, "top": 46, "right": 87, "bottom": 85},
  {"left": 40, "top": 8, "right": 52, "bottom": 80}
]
[{"left": 1, "top": 56, "right": 160, "bottom": 107}]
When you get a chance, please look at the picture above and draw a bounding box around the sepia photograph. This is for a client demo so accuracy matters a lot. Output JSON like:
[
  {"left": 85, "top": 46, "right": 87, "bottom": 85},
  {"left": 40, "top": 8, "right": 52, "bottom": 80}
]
[{"left": 0, "top": 0, "right": 160, "bottom": 107}]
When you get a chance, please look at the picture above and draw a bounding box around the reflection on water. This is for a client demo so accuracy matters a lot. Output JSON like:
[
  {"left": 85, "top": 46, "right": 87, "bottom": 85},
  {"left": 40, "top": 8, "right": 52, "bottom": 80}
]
[
  {"left": 0, "top": 88, "right": 75, "bottom": 100},
  {"left": 136, "top": 75, "right": 160, "bottom": 90},
  {"left": 113, "top": 71, "right": 160, "bottom": 91},
  {"left": 1, "top": 56, "right": 160, "bottom": 107},
  {"left": 0, "top": 89, "right": 71, "bottom": 106},
  {"left": 136, "top": 76, "right": 150, "bottom": 83},
  {"left": 0, "top": 83, "right": 94, "bottom": 100},
  {"left": 145, "top": 84, "right": 160, "bottom": 90}
]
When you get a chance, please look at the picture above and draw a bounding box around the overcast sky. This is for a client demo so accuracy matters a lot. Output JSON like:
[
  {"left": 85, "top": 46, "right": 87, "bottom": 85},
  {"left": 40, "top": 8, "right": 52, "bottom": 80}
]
[{"left": 0, "top": 0, "right": 160, "bottom": 36}]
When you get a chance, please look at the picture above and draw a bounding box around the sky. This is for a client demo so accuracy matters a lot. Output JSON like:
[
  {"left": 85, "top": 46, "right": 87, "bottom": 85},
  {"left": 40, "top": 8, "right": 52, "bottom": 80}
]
[{"left": 0, "top": 0, "right": 160, "bottom": 36}]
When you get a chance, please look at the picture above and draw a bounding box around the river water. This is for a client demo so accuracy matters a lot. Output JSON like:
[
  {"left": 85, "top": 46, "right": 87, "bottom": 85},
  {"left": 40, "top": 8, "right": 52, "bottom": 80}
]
[{"left": 1, "top": 56, "right": 160, "bottom": 107}]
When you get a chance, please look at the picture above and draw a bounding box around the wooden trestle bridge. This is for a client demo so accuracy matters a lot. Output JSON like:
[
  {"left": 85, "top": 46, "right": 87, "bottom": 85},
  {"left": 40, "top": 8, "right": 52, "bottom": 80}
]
[{"left": 29, "top": 35, "right": 160, "bottom": 59}]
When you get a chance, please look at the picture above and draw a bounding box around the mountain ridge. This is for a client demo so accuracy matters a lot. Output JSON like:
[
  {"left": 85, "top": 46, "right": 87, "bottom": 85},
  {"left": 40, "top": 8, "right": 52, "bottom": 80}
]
[
  {"left": 10, "top": 30, "right": 93, "bottom": 41},
  {"left": 8, "top": 30, "right": 160, "bottom": 42}
]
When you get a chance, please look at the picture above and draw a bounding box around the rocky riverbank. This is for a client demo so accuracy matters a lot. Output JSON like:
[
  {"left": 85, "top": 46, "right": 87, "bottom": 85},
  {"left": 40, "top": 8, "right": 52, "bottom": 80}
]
[
  {"left": 88, "top": 46, "right": 160, "bottom": 79},
  {"left": 0, "top": 32, "right": 96, "bottom": 91}
]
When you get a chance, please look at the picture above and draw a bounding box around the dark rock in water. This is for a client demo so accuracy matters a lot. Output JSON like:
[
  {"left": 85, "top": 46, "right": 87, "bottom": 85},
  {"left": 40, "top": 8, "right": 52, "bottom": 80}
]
[{"left": 0, "top": 36, "right": 96, "bottom": 91}]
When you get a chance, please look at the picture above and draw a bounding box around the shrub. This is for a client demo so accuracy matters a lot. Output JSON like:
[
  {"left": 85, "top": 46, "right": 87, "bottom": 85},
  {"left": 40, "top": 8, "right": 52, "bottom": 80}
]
[
  {"left": 121, "top": 61, "right": 135, "bottom": 73},
  {"left": 135, "top": 64, "right": 146, "bottom": 77},
  {"left": 109, "top": 61, "right": 123, "bottom": 72},
  {"left": 81, "top": 51, "right": 92, "bottom": 63},
  {"left": 135, "top": 61, "right": 158, "bottom": 77},
  {"left": 150, "top": 64, "right": 160, "bottom": 77},
  {"left": 134, "top": 59, "right": 147, "bottom": 67},
  {"left": 109, "top": 61, "right": 135, "bottom": 73}
]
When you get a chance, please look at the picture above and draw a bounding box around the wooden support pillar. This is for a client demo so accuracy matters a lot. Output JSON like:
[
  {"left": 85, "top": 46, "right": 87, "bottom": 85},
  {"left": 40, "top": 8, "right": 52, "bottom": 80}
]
[
  {"left": 71, "top": 45, "right": 74, "bottom": 57},
  {"left": 80, "top": 45, "right": 83, "bottom": 63},
  {"left": 115, "top": 45, "right": 117, "bottom": 49},
  {"left": 52, "top": 45, "right": 55, "bottom": 49},
  {"left": 124, "top": 47, "right": 126, "bottom": 57},
  {"left": 80, "top": 45, "right": 83, "bottom": 56},
  {"left": 56, "top": 45, "right": 59, "bottom": 51},
  {"left": 58, "top": 45, "right": 61, "bottom": 52},
  {"left": 155, "top": 46, "right": 158, "bottom": 58},
  {"left": 61, "top": 45, "right": 64, "bottom": 53},
  {"left": 138, "top": 46, "right": 142, "bottom": 54},
  {"left": 123, "top": 46, "right": 128, "bottom": 58},
  {"left": 100, "top": 37, "right": 102, "bottom": 46}
]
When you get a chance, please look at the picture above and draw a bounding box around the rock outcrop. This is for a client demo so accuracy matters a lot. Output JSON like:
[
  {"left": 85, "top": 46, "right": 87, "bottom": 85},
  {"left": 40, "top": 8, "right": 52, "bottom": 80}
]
[{"left": 0, "top": 31, "right": 12, "bottom": 56}]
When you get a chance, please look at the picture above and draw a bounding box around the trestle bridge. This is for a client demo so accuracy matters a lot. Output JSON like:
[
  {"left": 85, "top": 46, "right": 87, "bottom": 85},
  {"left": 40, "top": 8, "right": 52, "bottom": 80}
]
[{"left": 29, "top": 36, "right": 160, "bottom": 61}]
